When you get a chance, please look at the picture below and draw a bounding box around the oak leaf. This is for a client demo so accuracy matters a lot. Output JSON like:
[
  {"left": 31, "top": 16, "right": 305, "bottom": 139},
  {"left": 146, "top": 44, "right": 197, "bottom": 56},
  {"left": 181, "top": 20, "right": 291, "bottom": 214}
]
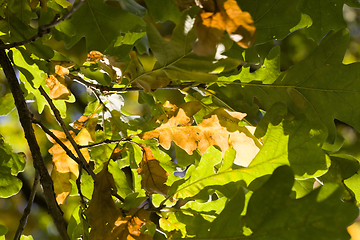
[
  {"left": 87, "top": 161, "right": 153, "bottom": 240},
  {"left": 137, "top": 146, "right": 170, "bottom": 196},
  {"left": 192, "top": 0, "right": 256, "bottom": 55},
  {"left": 48, "top": 115, "right": 97, "bottom": 204},
  {"left": 46, "top": 62, "right": 74, "bottom": 100},
  {"left": 125, "top": 51, "right": 170, "bottom": 92},
  {"left": 142, "top": 108, "right": 261, "bottom": 167}
]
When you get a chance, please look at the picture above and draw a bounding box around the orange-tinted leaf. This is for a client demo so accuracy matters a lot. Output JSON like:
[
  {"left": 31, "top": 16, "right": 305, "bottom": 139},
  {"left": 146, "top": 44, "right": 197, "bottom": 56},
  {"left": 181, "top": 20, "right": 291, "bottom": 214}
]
[
  {"left": 137, "top": 146, "right": 170, "bottom": 196},
  {"left": 46, "top": 74, "right": 71, "bottom": 100},
  {"left": 192, "top": 0, "right": 256, "bottom": 55},
  {"left": 87, "top": 50, "right": 104, "bottom": 63},
  {"left": 142, "top": 108, "right": 262, "bottom": 167},
  {"left": 192, "top": 12, "right": 225, "bottom": 56},
  {"left": 221, "top": 0, "right": 256, "bottom": 48},
  {"left": 46, "top": 62, "right": 75, "bottom": 100},
  {"left": 71, "top": 115, "right": 90, "bottom": 130},
  {"left": 48, "top": 115, "right": 97, "bottom": 204},
  {"left": 87, "top": 163, "right": 153, "bottom": 240},
  {"left": 157, "top": 101, "right": 202, "bottom": 127}
]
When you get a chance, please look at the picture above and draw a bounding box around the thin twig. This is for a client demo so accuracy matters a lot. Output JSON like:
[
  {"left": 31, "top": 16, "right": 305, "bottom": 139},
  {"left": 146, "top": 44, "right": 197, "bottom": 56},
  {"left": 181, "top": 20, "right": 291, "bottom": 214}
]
[
  {"left": 0, "top": 0, "right": 85, "bottom": 50},
  {"left": 0, "top": 43, "right": 70, "bottom": 240},
  {"left": 78, "top": 139, "right": 122, "bottom": 149},
  {"left": 32, "top": 118, "right": 83, "bottom": 166},
  {"left": 38, "top": 86, "right": 97, "bottom": 182},
  {"left": 13, "top": 171, "right": 40, "bottom": 240},
  {"left": 69, "top": 74, "right": 206, "bottom": 93},
  {"left": 76, "top": 165, "right": 87, "bottom": 207}
]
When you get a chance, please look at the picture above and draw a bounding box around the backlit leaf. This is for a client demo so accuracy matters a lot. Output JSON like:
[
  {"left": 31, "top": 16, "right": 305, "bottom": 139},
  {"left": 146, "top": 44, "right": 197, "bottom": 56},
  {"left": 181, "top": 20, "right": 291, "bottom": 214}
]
[
  {"left": 48, "top": 115, "right": 97, "bottom": 204},
  {"left": 169, "top": 104, "right": 330, "bottom": 200},
  {"left": 0, "top": 134, "right": 26, "bottom": 198},
  {"left": 87, "top": 162, "right": 153, "bottom": 240},
  {"left": 137, "top": 146, "right": 170, "bottom": 196},
  {"left": 214, "top": 29, "right": 360, "bottom": 142},
  {"left": 142, "top": 108, "right": 261, "bottom": 167},
  {"left": 298, "top": 0, "right": 360, "bottom": 42},
  {"left": 62, "top": 0, "right": 144, "bottom": 52}
]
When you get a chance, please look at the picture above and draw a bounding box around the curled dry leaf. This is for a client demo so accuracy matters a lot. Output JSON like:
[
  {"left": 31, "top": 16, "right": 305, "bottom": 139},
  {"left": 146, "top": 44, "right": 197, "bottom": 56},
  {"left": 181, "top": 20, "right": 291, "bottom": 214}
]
[
  {"left": 137, "top": 146, "right": 170, "bottom": 196},
  {"left": 87, "top": 161, "right": 153, "bottom": 240},
  {"left": 46, "top": 62, "right": 74, "bottom": 100},
  {"left": 142, "top": 108, "right": 262, "bottom": 167},
  {"left": 47, "top": 114, "right": 98, "bottom": 204}
]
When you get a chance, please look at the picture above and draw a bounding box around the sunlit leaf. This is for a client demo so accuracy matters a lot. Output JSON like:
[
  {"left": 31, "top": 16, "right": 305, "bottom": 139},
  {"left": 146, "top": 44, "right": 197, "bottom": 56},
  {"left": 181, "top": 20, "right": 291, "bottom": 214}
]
[
  {"left": 137, "top": 146, "right": 170, "bottom": 196},
  {"left": 142, "top": 107, "right": 261, "bottom": 167},
  {"left": 61, "top": 0, "right": 144, "bottom": 52},
  {"left": 298, "top": 0, "right": 360, "bottom": 42},
  {"left": 0, "top": 134, "right": 26, "bottom": 198},
  {"left": 48, "top": 115, "right": 97, "bottom": 204}
]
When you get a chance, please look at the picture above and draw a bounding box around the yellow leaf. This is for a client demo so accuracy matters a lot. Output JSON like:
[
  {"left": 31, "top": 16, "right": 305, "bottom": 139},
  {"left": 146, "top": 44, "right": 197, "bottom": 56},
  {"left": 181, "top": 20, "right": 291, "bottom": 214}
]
[
  {"left": 137, "top": 146, "right": 170, "bottom": 196},
  {"left": 221, "top": 0, "right": 256, "bottom": 48},
  {"left": 157, "top": 101, "right": 202, "bottom": 126},
  {"left": 46, "top": 62, "right": 75, "bottom": 100},
  {"left": 142, "top": 108, "right": 261, "bottom": 167},
  {"left": 48, "top": 115, "right": 97, "bottom": 204}
]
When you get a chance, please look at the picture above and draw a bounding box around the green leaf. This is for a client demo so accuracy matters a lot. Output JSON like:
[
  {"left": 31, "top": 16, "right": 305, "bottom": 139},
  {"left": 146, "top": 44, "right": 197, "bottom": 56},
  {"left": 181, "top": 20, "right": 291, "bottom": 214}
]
[
  {"left": 169, "top": 104, "right": 330, "bottom": 200},
  {"left": 298, "top": 0, "right": 360, "bottom": 42},
  {"left": 242, "top": 166, "right": 358, "bottom": 240},
  {"left": 144, "top": 0, "right": 181, "bottom": 23},
  {"left": 320, "top": 154, "right": 359, "bottom": 184},
  {"left": 237, "top": 0, "right": 302, "bottom": 44},
  {"left": 108, "top": 160, "right": 133, "bottom": 199},
  {"left": 62, "top": 0, "right": 144, "bottom": 52},
  {"left": 160, "top": 197, "right": 227, "bottom": 237},
  {"left": 118, "top": 0, "right": 147, "bottom": 18},
  {"left": 67, "top": 206, "right": 90, "bottom": 240},
  {"left": 19, "top": 235, "right": 33, "bottom": 240},
  {"left": 0, "top": 225, "right": 8, "bottom": 235},
  {"left": 214, "top": 29, "right": 360, "bottom": 143},
  {"left": 0, "top": 93, "right": 15, "bottom": 116}
]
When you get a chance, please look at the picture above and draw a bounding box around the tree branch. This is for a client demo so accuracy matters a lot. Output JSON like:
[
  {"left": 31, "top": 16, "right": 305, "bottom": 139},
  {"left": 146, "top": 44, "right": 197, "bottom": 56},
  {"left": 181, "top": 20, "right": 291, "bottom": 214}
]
[
  {"left": 0, "top": 45, "right": 70, "bottom": 240},
  {"left": 0, "top": 0, "right": 85, "bottom": 50},
  {"left": 32, "top": 118, "right": 83, "bottom": 166},
  {"left": 68, "top": 74, "right": 206, "bottom": 93},
  {"left": 38, "top": 86, "right": 97, "bottom": 181},
  {"left": 13, "top": 171, "right": 40, "bottom": 240}
]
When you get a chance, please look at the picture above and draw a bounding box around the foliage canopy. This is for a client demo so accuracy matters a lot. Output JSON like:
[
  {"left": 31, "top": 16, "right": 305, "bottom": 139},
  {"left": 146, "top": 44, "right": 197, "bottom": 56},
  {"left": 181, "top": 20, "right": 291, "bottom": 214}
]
[{"left": 1, "top": 0, "right": 360, "bottom": 239}]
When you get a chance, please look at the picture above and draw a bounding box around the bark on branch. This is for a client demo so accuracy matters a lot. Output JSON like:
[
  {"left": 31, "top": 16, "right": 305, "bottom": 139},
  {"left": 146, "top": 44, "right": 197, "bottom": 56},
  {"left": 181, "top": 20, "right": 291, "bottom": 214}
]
[{"left": 0, "top": 46, "right": 70, "bottom": 240}]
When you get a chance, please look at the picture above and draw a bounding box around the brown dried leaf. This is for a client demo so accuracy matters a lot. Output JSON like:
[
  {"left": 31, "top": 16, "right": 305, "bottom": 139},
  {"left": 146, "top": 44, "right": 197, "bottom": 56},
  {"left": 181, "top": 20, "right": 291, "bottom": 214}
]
[
  {"left": 48, "top": 115, "right": 98, "bottom": 204},
  {"left": 137, "top": 146, "right": 170, "bottom": 196},
  {"left": 87, "top": 163, "right": 152, "bottom": 240},
  {"left": 142, "top": 108, "right": 261, "bottom": 167}
]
